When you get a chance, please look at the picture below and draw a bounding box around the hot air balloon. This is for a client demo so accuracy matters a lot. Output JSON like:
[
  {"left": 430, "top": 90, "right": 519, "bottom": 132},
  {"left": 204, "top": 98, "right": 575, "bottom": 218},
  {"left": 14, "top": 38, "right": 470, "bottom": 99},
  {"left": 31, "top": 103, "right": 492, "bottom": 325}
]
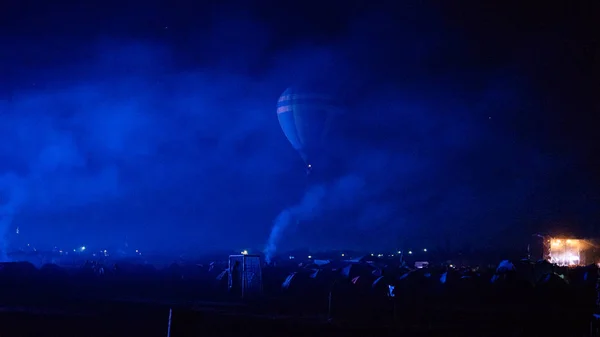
[{"left": 276, "top": 87, "right": 342, "bottom": 174}]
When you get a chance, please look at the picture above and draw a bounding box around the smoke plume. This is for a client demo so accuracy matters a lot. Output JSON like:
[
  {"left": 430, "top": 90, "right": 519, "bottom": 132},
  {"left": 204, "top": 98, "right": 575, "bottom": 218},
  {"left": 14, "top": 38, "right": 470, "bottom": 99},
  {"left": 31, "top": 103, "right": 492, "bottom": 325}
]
[
  {"left": 264, "top": 184, "right": 326, "bottom": 263},
  {"left": 0, "top": 173, "right": 27, "bottom": 260}
]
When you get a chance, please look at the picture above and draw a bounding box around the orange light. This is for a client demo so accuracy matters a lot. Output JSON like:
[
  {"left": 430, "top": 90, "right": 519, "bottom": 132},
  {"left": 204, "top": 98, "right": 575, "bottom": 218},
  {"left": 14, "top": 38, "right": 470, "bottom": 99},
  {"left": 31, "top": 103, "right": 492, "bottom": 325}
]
[{"left": 550, "top": 238, "right": 584, "bottom": 267}]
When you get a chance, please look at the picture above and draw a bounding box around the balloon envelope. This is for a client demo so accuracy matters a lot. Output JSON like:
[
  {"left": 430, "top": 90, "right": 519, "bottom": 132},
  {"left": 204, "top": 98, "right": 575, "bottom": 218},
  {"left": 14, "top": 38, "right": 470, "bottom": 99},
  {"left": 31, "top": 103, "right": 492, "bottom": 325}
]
[{"left": 276, "top": 87, "right": 341, "bottom": 168}]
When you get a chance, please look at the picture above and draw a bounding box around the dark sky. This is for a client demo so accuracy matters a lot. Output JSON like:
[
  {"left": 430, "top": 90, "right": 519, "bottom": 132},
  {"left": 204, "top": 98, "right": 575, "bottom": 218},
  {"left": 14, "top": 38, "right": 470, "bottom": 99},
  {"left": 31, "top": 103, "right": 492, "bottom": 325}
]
[{"left": 0, "top": 0, "right": 598, "bottom": 256}]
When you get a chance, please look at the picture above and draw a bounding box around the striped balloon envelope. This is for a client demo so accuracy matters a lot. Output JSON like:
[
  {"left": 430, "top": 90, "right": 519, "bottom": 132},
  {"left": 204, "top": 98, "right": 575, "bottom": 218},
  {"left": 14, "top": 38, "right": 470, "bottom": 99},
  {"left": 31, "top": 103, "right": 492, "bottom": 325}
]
[{"left": 276, "top": 87, "right": 342, "bottom": 173}]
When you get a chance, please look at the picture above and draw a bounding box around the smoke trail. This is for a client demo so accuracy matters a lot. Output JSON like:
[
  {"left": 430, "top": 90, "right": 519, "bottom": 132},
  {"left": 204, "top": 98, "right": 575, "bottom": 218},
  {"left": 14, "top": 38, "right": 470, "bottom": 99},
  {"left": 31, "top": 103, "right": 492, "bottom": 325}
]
[
  {"left": 263, "top": 173, "right": 370, "bottom": 262},
  {"left": 0, "top": 173, "right": 27, "bottom": 261},
  {"left": 264, "top": 184, "right": 326, "bottom": 263},
  {"left": 0, "top": 213, "right": 15, "bottom": 261}
]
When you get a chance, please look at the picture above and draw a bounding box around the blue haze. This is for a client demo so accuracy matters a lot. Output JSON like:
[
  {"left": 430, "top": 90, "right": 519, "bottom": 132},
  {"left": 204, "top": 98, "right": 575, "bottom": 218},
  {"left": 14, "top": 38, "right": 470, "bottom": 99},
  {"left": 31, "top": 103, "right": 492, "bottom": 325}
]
[{"left": 0, "top": 3, "right": 596, "bottom": 259}]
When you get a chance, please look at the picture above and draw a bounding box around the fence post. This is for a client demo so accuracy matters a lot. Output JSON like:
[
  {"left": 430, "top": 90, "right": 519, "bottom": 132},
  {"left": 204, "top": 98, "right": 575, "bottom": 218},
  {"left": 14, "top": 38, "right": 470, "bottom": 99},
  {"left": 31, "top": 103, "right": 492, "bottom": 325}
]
[
  {"left": 166, "top": 308, "right": 172, "bottom": 337},
  {"left": 327, "top": 290, "right": 333, "bottom": 322}
]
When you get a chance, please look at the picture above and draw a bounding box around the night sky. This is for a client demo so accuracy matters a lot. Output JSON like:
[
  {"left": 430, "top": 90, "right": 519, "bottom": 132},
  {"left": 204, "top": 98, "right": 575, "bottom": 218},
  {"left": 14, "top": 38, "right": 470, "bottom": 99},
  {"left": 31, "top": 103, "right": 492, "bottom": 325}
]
[{"left": 0, "top": 0, "right": 598, "bottom": 256}]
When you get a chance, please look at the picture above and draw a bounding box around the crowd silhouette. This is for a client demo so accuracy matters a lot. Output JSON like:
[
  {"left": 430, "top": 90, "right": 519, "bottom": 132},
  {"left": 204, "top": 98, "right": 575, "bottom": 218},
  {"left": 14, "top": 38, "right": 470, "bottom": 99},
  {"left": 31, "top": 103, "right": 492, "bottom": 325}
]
[{"left": 0, "top": 256, "right": 597, "bottom": 336}]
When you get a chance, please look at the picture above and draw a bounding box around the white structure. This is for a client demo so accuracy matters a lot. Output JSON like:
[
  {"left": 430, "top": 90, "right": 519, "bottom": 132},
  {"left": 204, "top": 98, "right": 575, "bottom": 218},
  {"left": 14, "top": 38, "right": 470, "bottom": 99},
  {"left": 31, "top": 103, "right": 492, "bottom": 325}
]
[{"left": 228, "top": 254, "right": 263, "bottom": 298}]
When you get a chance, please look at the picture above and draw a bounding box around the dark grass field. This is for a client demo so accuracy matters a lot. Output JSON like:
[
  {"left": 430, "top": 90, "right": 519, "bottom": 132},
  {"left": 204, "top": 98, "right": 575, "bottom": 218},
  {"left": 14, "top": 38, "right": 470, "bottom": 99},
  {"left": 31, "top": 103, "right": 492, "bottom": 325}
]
[
  {"left": 0, "top": 266, "right": 596, "bottom": 337},
  {"left": 0, "top": 296, "right": 593, "bottom": 337}
]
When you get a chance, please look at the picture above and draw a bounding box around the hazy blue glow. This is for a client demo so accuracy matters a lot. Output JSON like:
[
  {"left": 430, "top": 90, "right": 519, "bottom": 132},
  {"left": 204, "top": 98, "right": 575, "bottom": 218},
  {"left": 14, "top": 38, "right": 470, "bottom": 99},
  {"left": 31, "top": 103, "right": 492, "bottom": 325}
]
[{"left": 0, "top": 3, "right": 596, "bottom": 258}]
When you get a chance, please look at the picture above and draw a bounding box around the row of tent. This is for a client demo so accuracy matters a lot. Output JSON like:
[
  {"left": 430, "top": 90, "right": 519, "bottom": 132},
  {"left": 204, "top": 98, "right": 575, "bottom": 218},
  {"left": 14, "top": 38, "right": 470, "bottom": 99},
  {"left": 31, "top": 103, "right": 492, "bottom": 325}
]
[{"left": 262, "top": 259, "right": 597, "bottom": 298}]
